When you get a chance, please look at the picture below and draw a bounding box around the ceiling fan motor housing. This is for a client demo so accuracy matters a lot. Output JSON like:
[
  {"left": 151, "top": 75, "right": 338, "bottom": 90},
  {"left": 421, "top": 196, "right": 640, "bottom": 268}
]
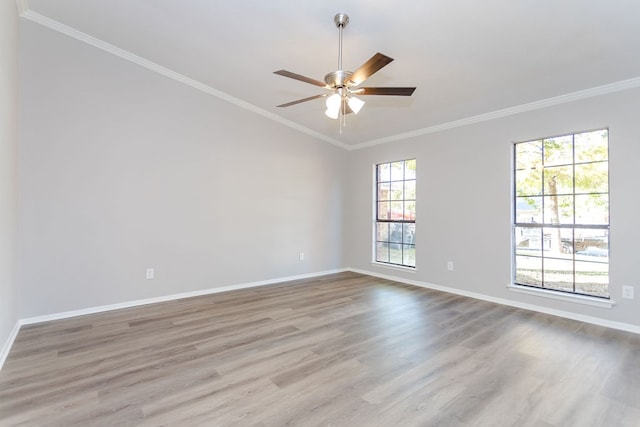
[{"left": 324, "top": 70, "right": 353, "bottom": 88}]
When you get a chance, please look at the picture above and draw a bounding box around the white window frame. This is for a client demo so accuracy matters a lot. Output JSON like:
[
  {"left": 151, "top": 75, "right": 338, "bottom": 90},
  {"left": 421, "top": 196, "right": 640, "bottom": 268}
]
[
  {"left": 511, "top": 129, "right": 611, "bottom": 305},
  {"left": 373, "top": 159, "right": 416, "bottom": 269}
]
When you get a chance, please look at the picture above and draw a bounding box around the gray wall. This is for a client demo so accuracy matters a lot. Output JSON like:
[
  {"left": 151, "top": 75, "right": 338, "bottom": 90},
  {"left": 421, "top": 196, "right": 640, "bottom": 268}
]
[
  {"left": 0, "top": 2, "right": 20, "bottom": 349},
  {"left": 346, "top": 87, "right": 640, "bottom": 327},
  {"left": 18, "top": 22, "right": 346, "bottom": 318},
  {"left": 14, "top": 15, "right": 640, "bottom": 331}
]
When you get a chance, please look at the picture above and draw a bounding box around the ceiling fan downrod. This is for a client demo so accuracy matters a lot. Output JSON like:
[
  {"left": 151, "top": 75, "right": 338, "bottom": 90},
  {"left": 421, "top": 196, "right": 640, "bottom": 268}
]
[
  {"left": 334, "top": 13, "right": 349, "bottom": 71},
  {"left": 323, "top": 14, "right": 354, "bottom": 99},
  {"left": 330, "top": 13, "right": 353, "bottom": 132}
]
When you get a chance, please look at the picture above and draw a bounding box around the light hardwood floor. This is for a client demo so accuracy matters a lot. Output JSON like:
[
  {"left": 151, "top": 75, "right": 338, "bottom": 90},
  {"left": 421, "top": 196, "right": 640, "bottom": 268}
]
[{"left": 1, "top": 272, "right": 639, "bottom": 426}]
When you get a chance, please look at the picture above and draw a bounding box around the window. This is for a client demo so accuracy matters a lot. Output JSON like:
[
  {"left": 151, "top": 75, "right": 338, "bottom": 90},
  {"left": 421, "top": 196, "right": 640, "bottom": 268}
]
[
  {"left": 513, "top": 129, "right": 609, "bottom": 298},
  {"left": 375, "top": 159, "right": 416, "bottom": 268}
]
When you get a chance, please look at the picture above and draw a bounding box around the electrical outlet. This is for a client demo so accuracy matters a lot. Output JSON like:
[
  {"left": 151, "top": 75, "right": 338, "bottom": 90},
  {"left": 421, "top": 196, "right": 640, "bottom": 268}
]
[
  {"left": 622, "top": 286, "right": 634, "bottom": 299},
  {"left": 146, "top": 268, "right": 154, "bottom": 280},
  {"left": 299, "top": 252, "right": 305, "bottom": 261},
  {"left": 447, "top": 261, "right": 454, "bottom": 271}
]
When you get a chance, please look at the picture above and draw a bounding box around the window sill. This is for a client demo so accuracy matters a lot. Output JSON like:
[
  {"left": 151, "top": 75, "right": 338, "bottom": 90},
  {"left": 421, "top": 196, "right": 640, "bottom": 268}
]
[
  {"left": 507, "top": 284, "right": 615, "bottom": 309},
  {"left": 371, "top": 262, "right": 417, "bottom": 273}
]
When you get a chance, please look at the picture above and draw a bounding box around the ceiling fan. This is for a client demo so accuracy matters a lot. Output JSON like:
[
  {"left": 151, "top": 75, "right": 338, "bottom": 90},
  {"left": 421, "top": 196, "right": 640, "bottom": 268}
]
[{"left": 274, "top": 13, "right": 416, "bottom": 123}]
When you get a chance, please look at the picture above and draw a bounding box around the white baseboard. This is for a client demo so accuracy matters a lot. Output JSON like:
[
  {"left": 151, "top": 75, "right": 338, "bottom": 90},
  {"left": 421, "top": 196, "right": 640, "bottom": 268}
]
[
  {"left": 0, "top": 268, "right": 347, "bottom": 372},
  {"left": 20, "top": 268, "right": 348, "bottom": 326},
  {"left": 4, "top": 266, "right": 637, "bottom": 373},
  {"left": 348, "top": 267, "right": 640, "bottom": 335},
  {"left": 0, "top": 321, "right": 21, "bottom": 372}
]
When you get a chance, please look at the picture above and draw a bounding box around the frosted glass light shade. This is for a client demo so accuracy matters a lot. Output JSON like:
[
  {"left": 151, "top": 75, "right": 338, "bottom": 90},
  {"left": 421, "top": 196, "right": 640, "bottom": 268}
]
[
  {"left": 325, "top": 108, "right": 340, "bottom": 119},
  {"left": 347, "top": 96, "right": 365, "bottom": 114},
  {"left": 325, "top": 93, "right": 341, "bottom": 119}
]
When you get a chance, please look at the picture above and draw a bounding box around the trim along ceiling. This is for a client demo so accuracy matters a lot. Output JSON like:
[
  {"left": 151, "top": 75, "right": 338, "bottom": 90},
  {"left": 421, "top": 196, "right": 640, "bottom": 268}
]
[{"left": 17, "top": 0, "right": 640, "bottom": 150}]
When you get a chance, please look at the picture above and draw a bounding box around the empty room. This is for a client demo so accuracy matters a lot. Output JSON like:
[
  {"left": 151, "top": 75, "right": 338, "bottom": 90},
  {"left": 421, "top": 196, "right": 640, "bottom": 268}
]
[{"left": 2, "top": 1, "right": 640, "bottom": 425}]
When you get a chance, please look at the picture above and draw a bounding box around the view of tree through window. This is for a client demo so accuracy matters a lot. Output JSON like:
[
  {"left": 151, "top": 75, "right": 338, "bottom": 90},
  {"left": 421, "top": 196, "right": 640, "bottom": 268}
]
[
  {"left": 375, "top": 159, "right": 416, "bottom": 268},
  {"left": 514, "top": 129, "right": 609, "bottom": 298}
]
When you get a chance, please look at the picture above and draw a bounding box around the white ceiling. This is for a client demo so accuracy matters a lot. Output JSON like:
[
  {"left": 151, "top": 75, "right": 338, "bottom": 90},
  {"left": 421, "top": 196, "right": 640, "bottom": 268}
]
[{"left": 20, "top": 0, "right": 640, "bottom": 149}]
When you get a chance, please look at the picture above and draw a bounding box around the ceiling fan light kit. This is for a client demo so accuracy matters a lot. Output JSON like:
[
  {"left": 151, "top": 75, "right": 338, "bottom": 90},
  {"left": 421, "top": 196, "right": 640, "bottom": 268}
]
[{"left": 274, "top": 13, "right": 416, "bottom": 130}]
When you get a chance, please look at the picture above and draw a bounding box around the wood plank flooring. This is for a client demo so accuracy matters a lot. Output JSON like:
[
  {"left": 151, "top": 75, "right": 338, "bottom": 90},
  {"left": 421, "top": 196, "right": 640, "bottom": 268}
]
[{"left": 1, "top": 272, "right": 639, "bottom": 426}]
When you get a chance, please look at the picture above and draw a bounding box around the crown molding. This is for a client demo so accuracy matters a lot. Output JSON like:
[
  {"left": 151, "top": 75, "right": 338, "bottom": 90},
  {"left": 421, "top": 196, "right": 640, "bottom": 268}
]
[
  {"left": 15, "top": 0, "right": 28, "bottom": 15},
  {"left": 18, "top": 8, "right": 349, "bottom": 151},
  {"left": 17, "top": 4, "right": 640, "bottom": 152},
  {"left": 348, "top": 76, "right": 640, "bottom": 150}
]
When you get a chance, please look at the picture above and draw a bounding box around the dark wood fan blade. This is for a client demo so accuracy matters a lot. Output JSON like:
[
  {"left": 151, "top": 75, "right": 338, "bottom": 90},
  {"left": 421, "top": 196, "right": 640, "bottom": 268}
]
[
  {"left": 358, "top": 87, "right": 416, "bottom": 96},
  {"left": 276, "top": 94, "right": 325, "bottom": 108},
  {"left": 348, "top": 53, "right": 394, "bottom": 86},
  {"left": 274, "top": 70, "right": 326, "bottom": 87}
]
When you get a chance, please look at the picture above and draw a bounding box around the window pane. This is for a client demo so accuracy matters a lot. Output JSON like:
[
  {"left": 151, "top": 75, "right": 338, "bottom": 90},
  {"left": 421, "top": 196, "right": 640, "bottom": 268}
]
[
  {"left": 378, "top": 202, "right": 390, "bottom": 220},
  {"left": 543, "top": 259, "right": 574, "bottom": 293},
  {"left": 543, "top": 226, "right": 565, "bottom": 257},
  {"left": 403, "top": 245, "right": 416, "bottom": 267},
  {"left": 515, "top": 168, "right": 542, "bottom": 197},
  {"left": 515, "top": 227, "right": 542, "bottom": 257},
  {"left": 378, "top": 163, "right": 390, "bottom": 182},
  {"left": 576, "top": 246, "right": 609, "bottom": 260},
  {"left": 404, "top": 201, "right": 416, "bottom": 221},
  {"left": 515, "top": 140, "right": 542, "bottom": 170},
  {"left": 390, "top": 181, "right": 403, "bottom": 200},
  {"left": 389, "top": 223, "right": 403, "bottom": 243},
  {"left": 575, "top": 261, "right": 609, "bottom": 297},
  {"left": 543, "top": 135, "right": 573, "bottom": 166},
  {"left": 404, "top": 180, "right": 416, "bottom": 200},
  {"left": 405, "top": 159, "right": 416, "bottom": 179},
  {"left": 403, "top": 223, "right": 416, "bottom": 245},
  {"left": 391, "top": 162, "right": 404, "bottom": 181},
  {"left": 575, "top": 194, "right": 608, "bottom": 225},
  {"left": 376, "top": 242, "right": 389, "bottom": 263},
  {"left": 574, "top": 228, "right": 608, "bottom": 255},
  {"left": 390, "top": 202, "right": 403, "bottom": 220},
  {"left": 575, "top": 161, "right": 608, "bottom": 194},
  {"left": 543, "top": 195, "right": 573, "bottom": 224},
  {"left": 515, "top": 255, "right": 542, "bottom": 286},
  {"left": 575, "top": 129, "right": 608, "bottom": 162},
  {"left": 544, "top": 165, "right": 573, "bottom": 195},
  {"left": 545, "top": 230, "right": 574, "bottom": 261},
  {"left": 516, "top": 197, "right": 542, "bottom": 224},
  {"left": 376, "top": 222, "right": 389, "bottom": 242},
  {"left": 377, "top": 183, "right": 390, "bottom": 201},
  {"left": 559, "top": 228, "right": 574, "bottom": 256},
  {"left": 389, "top": 243, "right": 403, "bottom": 264}
]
